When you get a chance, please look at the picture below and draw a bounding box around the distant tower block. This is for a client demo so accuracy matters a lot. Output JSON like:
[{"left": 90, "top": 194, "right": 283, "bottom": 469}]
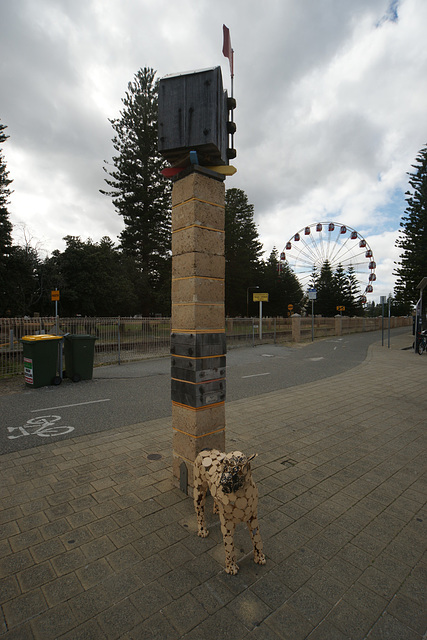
[{"left": 170, "top": 168, "right": 226, "bottom": 491}]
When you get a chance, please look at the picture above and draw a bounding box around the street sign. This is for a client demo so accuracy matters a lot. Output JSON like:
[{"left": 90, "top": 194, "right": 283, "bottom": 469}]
[
  {"left": 336, "top": 305, "right": 345, "bottom": 311},
  {"left": 308, "top": 288, "right": 317, "bottom": 300},
  {"left": 288, "top": 304, "right": 293, "bottom": 310},
  {"left": 253, "top": 293, "right": 269, "bottom": 302},
  {"left": 51, "top": 290, "right": 60, "bottom": 301}
]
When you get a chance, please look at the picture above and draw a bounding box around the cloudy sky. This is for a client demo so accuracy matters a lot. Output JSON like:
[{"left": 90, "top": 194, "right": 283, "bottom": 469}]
[{"left": 1, "top": 0, "right": 426, "bottom": 303}]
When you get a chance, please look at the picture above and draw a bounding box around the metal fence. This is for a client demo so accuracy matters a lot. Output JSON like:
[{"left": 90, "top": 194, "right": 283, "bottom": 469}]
[
  {"left": 0, "top": 315, "right": 412, "bottom": 378},
  {"left": 0, "top": 317, "right": 171, "bottom": 377},
  {"left": 226, "top": 317, "right": 293, "bottom": 346}
]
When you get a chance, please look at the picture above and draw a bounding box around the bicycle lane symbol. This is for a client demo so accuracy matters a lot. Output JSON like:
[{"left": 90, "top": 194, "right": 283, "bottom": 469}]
[{"left": 7, "top": 415, "right": 75, "bottom": 439}]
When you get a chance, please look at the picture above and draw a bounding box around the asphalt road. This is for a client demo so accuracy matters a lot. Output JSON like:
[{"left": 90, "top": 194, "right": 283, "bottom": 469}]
[{"left": 0, "top": 328, "right": 410, "bottom": 455}]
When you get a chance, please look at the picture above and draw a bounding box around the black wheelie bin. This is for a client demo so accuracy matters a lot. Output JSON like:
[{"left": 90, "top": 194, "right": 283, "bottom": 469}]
[{"left": 63, "top": 334, "right": 97, "bottom": 382}]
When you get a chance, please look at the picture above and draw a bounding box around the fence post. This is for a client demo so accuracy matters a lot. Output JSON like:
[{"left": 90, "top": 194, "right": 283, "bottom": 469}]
[{"left": 292, "top": 314, "right": 301, "bottom": 342}]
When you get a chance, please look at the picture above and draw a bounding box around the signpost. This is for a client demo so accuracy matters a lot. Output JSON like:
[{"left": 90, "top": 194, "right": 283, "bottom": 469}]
[
  {"left": 308, "top": 288, "right": 317, "bottom": 341},
  {"left": 51, "top": 289, "right": 60, "bottom": 333},
  {"left": 253, "top": 293, "right": 269, "bottom": 339}
]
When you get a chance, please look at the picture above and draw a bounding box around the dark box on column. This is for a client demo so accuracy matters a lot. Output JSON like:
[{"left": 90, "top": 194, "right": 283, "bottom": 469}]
[
  {"left": 171, "top": 354, "right": 226, "bottom": 383},
  {"left": 171, "top": 378, "right": 226, "bottom": 409},
  {"left": 171, "top": 332, "right": 226, "bottom": 358},
  {"left": 158, "top": 66, "right": 228, "bottom": 166}
]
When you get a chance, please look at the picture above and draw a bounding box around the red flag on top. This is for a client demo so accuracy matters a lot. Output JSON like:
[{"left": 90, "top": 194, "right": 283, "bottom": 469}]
[{"left": 222, "top": 24, "right": 234, "bottom": 77}]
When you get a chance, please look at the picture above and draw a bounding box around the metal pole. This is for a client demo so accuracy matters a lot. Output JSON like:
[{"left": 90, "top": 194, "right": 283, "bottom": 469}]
[
  {"left": 247, "top": 286, "right": 259, "bottom": 317},
  {"left": 259, "top": 301, "right": 262, "bottom": 340},
  {"left": 118, "top": 316, "right": 121, "bottom": 365},
  {"left": 388, "top": 298, "right": 391, "bottom": 348},
  {"left": 381, "top": 301, "right": 384, "bottom": 346},
  {"left": 415, "top": 298, "right": 421, "bottom": 354},
  {"left": 311, "top": 299, "right": 314, "bottom": 342},
  {"left": 55, "top": 288, "right": 58, "bottom": 334}
]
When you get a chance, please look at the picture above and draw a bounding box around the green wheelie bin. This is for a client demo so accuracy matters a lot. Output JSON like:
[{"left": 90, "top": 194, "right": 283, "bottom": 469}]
[
  {"left": 64, "top": 334, "right": 97, "bottom": 382},
  {"left": 21, "top": 334, "right": 63, "bottom": 388}
]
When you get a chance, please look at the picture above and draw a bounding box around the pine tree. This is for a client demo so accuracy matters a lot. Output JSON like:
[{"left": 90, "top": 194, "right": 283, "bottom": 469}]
[
  {"left": 333, "top": 264, "right": 348, "bottom": 309},
  {"left": 309, "top": 265, "right": 319, "bottom": 289},
  {"left": 316, "top": 260, "right": 340, "bottom": 316},
  {"left": 345, "top": 265, "right": 363, "bottom": 316},
  {"left": 394, "top": 145, "right": 427, "bottom": 309},
  {"left": 101, "top": 68, "right": 171, "bottom": 315},
  {"left": 0, "top": 121, "right": 14, "bottom": 315},
  {"left": 0, "top": 122, "right": 13, "bottom": 251},
  {"left": 224, "top": 188, "right": 264, "bottom": 316},
  {"left": 261, "top": 248, "right": 304, "bottom": 316}
]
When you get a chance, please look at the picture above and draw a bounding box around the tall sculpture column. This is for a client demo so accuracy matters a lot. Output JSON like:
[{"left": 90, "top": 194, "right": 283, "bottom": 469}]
[{"left": 170, "top": 167, "right": 226, "bottom": 492}]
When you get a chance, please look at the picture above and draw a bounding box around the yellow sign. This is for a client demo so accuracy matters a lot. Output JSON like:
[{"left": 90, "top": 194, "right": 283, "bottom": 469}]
[
  {"left": 288, "top": 304, "right": 293, "bottom": 310},
  {"left": 336, "top": 305, "right": 345, "bottom": 311},
  {"left": 51, "top": 290, "right": 60, "bottom": 301},
  {"left": 253, "top": 293, "right": 269, "bottom": 302}
]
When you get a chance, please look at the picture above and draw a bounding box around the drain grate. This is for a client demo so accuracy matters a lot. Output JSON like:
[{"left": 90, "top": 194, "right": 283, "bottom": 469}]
[
  {"left": 280, "top": 458, "right": 297, "bottom": 468},
  {"left": 147, "top": 453, "right": 162, "bottom": 461}
]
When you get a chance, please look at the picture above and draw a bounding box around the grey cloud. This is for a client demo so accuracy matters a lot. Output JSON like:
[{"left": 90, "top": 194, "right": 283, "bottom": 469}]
[{"left": 1, "top": 0, "right": 426, "bottom": 303}]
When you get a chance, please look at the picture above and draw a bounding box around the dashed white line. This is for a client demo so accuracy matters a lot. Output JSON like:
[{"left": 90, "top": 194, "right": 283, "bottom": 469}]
[
  {"left": 242, "top": 373, "right": 271, "bottom": 379},
  {"left": 31, "top": 399, "right": 111, "bottom": 412}
]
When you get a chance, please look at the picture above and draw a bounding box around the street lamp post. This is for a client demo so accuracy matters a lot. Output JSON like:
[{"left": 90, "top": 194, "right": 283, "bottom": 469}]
[{"left": 246, "top": 286, "right": 259, "bottom": 317}]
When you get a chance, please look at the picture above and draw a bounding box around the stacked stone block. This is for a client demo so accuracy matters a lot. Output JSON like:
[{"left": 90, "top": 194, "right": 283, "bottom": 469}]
[{"left": 171, "top": 169, "right": 226, "bottom": 489}]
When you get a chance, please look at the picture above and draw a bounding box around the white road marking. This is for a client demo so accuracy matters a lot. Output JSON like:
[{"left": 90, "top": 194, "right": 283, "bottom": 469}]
[
  {"left": 242, "top": 373, "right": 271, "bottom": 379},
  {"left": 31, "top": 399, "right": 111, "bottom": 412},
  {"left": 308, "top": 357, "right": 325, "bottom": 361}
]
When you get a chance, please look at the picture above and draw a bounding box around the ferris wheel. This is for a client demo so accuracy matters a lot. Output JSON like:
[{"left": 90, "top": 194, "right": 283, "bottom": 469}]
[{"left": 280, "top": 222, "right": 376, "bottom": 303}]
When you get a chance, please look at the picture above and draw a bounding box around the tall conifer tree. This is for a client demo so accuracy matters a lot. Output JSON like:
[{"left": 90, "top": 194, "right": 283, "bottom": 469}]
[
  {"left": 101, "top": 68, "right": 171, "bottom": 315},
  {"left": 394, "top": 145, "right": 427, "bottom": 309},
  {"left": 225, "top": 188, "right": 263, "bottom": 316},
  {"left": 0, "top": 121, "right": 14, "bottom": 315}
]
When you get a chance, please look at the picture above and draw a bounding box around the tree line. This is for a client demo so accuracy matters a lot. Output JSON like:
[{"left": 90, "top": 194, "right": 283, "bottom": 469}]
[{"left": 1, "top": 69, "right": 425, "bottom": 319}]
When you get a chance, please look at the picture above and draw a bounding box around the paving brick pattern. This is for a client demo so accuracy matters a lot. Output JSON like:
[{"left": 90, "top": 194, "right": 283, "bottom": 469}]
[{"left": 0, "top": 333, "right": 426, "bottom": 639}]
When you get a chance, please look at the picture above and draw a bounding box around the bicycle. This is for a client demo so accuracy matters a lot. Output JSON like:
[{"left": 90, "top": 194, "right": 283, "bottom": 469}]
[
  {"left": 417, "top": 330, "right": 427, "bottom": 355},
  {"left": 7, "top": 415, "right": 74, "bottom": 439}
]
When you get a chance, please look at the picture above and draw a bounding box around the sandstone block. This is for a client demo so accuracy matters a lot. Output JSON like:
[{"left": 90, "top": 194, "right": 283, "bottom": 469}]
[
  {"left": 172, "top": 303, "right": 225, "bottom": 331},
  {"left": 172, "top": 277, "right": 224, "bottom": 304},
  {"left": 172, "top": 172, "right": 225, "bottom": 208},
  {"left": 172, "top": 455, "right": 195, "bottom": 489},
  {"left": 172, "top": 402, "right": 225, "bottom": 436},
  {"left": 172, "top": 253, "right": 225, "bottom": 279},
  {"left": 173, "top": 429, "right": 225, "bottom": 462},
  {"left": 172, "top": 199, "right": 224, "bottom": 232},
  {"left": 172, "top": 226, "right": 224, "bottom": 257}
]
